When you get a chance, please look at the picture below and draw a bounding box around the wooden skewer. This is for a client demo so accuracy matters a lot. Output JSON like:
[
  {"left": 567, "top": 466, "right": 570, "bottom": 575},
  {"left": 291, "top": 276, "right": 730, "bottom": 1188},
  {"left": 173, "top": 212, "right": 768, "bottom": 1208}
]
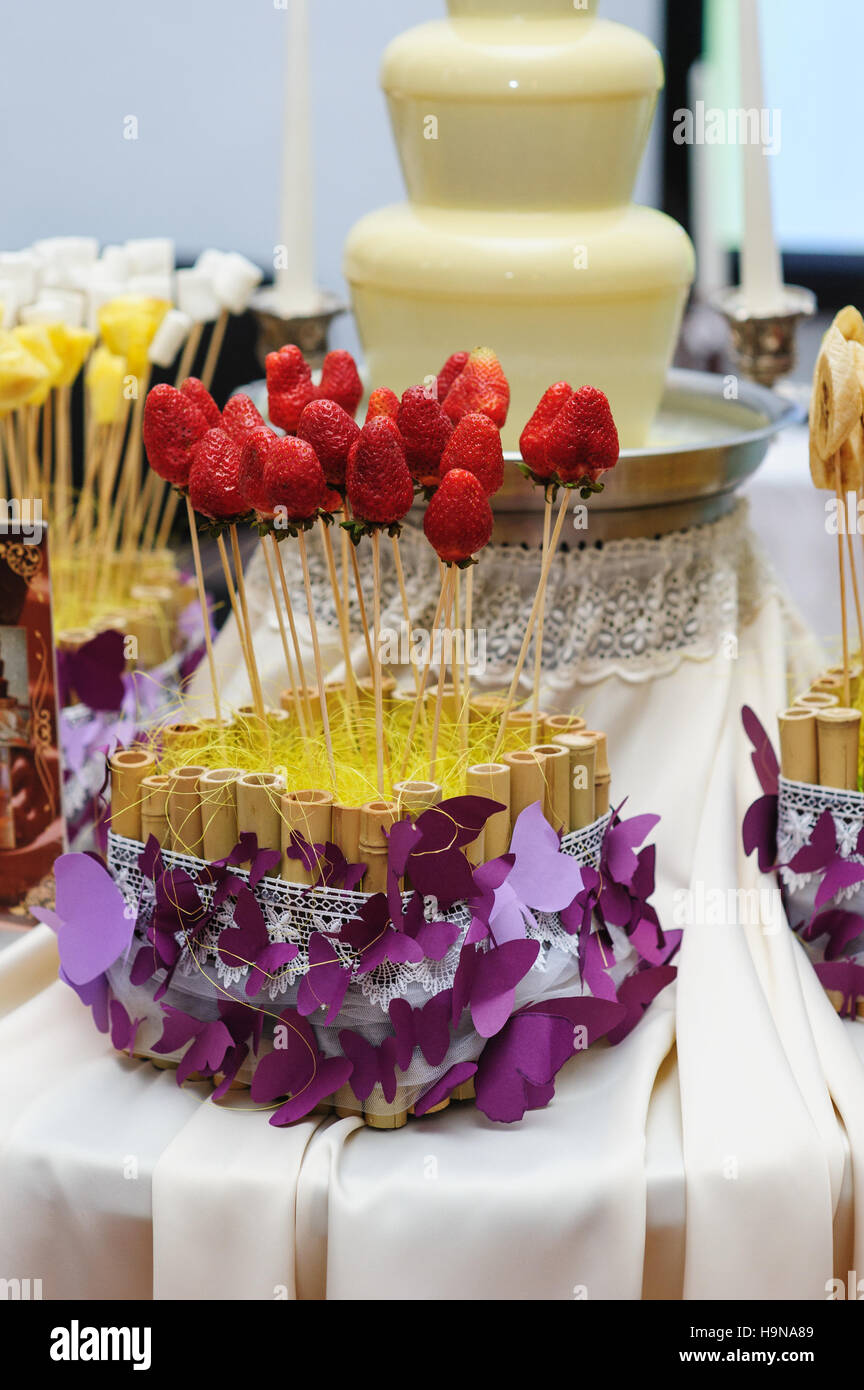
[
  {"left": 229, "top": 524, "right": 266, "bottom": 721},
  {"left": 493, "top": 489, "right": 571, "bottom": 760},
  {"left": 271, "top": 533, "right": 316, "bottom": 733},
  {"left": 261, "top": 535, "right": 307, "bottom": 737},
  {"left": 463, "top": 564, "right": 474, "bottom": 751},
  {"left": 429, "top": 567, "right": 456, "bottom": 782},
  {"left": 298, "top": 530, "right": 337, "bottom": 789},
  {"left": 320, "top": 519, "right": 357, "bottom": 704},
  {"left": 175, "top": 322, "right": 204, "bottom": 386},
  {"left": 846, "top": 525, "right": 864, "bottom": 661},
  {"left": 201, "top": 309, "right": 230, "bottom": 391},
  {"left": 836, "top": 469, "right": 851, "bottom": 706},
  {"left": 341, "top": 500, "right": 375, "bottom": 671},
  {"left": 216, "top": 533, "right": 257, "bottom": 698},
  {"left": 530, "top": 494, "right": 553, "bottom": 743},
  {"left": 3, "top": 418, "right": 24, "bottom": 499},
  {"left": 371, "top": 530, "right": 386, "bottom": 795},
  {"left": 391, "top": 534, "right": 425, "bottom": 701},
  {"left": 184, "top": 495, "right": 221, "bottom": 723},
  {"left": 399, "top": 568, "right": 451, "bottom": 781}
]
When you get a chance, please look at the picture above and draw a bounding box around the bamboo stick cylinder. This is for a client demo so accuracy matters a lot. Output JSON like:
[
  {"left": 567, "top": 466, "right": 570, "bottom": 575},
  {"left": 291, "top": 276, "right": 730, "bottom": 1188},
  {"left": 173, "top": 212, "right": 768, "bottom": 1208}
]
[
  {"left": 543, "top": 713, "right": 587, "bottom": 739},
  {"left": 393, "top": 780, "right": 442, "bottom": 820},
  {"left": 236, "top": 772, "right": 285, "bottom": 857},
  {"left": 816, "top": 708, "right": 862, "bottom": 791},
  {"left": 582, "top": 730, "right": 610, "bottom": 778},
  {"left": 793, "top": 692, "right": 839, "bottom": 711},
  {"left": 778, "top": 709, "right": 818, "bottom": 784},
  {"left": 200, "top": 768, "right": 240, "bottom": 862},
  {"left": 162, "top": 722, "right": 205, "bottom": 757},
  {"left": 552, "top": 733, "right": 598, "bottom": 830},
  {"left": 359, "top": 800, "right": 398, "bottom": 893},
  {"left": 503, "top": 749, "right": 547, "bottom": 828},
  {"left": 530, "top": 743, "right": 570, "bottom": 834},
  {"left": 167, "top": 766, "right": 206, "bottom": 855},
  {"left": 595, "top": 772, "right": 612, "bottom": 817},
  {"left": 470, "top": 695, "right": 509, "bottom": 723},
  {"left": 140, "top": 774, "right": 172, "bottom": 847},
  {"left": 109, "top": 748, "right": 156, "bottom": 840},
  {"left": 332, "top": 801, "right": 362, "bottom": 867},
  {"left": 467, "top": 763, "right": 511, "bottom": 859},
  {"left": 281, "top": 686, "right": 321, "bottom": 723},
  {"left": 281, "top": 789, "right": 334, "bottom": 884}
]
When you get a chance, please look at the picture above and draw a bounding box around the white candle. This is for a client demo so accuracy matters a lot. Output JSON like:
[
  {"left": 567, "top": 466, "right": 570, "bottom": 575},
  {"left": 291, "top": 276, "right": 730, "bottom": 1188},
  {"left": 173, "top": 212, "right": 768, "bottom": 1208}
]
[
  {"left": 738, "top": 0, "right": 784, "bottom": 314},
  {"left": 275, "top": 0, "right": 319, "bottom": 315}
]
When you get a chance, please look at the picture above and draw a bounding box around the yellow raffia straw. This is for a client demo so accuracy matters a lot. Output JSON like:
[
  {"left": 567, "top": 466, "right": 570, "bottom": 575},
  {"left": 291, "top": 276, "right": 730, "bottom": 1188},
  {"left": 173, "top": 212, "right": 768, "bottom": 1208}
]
[{"left": 98, "top": 295, "right": 169, "bottom": 380}]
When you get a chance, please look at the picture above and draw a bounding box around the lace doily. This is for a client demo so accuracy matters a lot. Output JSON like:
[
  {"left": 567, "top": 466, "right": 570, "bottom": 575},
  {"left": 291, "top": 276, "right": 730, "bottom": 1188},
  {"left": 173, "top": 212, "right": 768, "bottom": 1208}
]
[
  {"left": 107, "top": 814, "right": 610, "bottom": 1012},
  {"left": 226, "top": 500, "right": 779, "bottom": 695}
]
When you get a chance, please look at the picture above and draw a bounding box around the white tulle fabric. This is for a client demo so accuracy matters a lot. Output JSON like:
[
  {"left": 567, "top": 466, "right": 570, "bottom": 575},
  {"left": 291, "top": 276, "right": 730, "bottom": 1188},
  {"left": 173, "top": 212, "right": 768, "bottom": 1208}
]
[{"left": 3, "top": 501, "right": 864, "bottom": 1299}]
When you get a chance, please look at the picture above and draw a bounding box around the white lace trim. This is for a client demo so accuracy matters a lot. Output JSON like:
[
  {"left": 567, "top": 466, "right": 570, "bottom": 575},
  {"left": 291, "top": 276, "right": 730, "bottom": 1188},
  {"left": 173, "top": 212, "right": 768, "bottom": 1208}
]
[
  {"left": 778, "top": 776, "right": 864, "bottom": 900},
  {"left": 240, "top": 500, "right": 777, "bottom": 688},
  {"left": 107, "top": 815, "right": 609, "bottom": 1011}
]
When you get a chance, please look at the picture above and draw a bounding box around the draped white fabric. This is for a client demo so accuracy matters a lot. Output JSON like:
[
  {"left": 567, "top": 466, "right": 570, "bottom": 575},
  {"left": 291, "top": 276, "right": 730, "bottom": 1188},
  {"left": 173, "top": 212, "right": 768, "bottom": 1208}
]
[{"left": 2, "top": 504, "right": 864, "bottom": 1300}]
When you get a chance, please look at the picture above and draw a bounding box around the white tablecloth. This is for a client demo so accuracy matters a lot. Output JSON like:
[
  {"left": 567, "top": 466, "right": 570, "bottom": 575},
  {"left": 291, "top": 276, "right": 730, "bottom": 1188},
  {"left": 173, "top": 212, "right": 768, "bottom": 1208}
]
[{"left": 4, "top": 484, "right": 864, "bottom": 1300}]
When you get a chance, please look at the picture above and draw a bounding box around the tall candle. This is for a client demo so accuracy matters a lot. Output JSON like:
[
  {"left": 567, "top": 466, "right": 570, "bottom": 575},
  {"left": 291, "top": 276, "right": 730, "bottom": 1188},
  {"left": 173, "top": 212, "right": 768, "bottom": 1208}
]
[
  {"left": 738, "top": 0, "right": 784, "bottom": 314},
  {"left": 276, "top": 0, "right": 319, "bottom": 315}
]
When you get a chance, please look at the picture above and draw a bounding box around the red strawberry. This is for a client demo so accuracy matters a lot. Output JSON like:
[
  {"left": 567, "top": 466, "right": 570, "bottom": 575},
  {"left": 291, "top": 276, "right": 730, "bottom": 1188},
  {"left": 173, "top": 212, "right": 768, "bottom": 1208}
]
[
  {"left": 519, "top": 382, "right": 574, "bottom": 478},
  {"left": 439, "top": 412, "right": 504, "bottom": 497},
  {"left": 424, "top": 468, "right": 493, "bottom": 566},
  {"left": 180, "top": 377, "right": 221, "bottom": 429},
  {"left": 397, "top": 384, "right": 453, "bottom": 488},
  {"left": 262, "top": 437, "right": 327, "bottom": 522},
  {"left": 365, "top": 386, "right": 400, "bottom": 424},
  {"left": 346, "top": 417, "right": 415, "bottom": 526},
  {"left": 441, "top": 347, "right": 510, "bottom": 429},
  {"left": 544, "top": 384, "right": 619, "bottom": 484},
  {"left": 317, "top": 350, "right": 363, "bottom": 418},
  {"left": 266, "top": 345, "right": 316, "bottom": 434},
  {"left": 437, "top": 351, "right": 468, "bottom": 403},
  {"left": 188, "top": 428, "right": 248, "bottom": 520},
  {"left": 296, "top": 398, "right": 360, "bottom": 490},
  {"left": 239, "top": 426, "right": 278, "bottom": 516},
  {"left": 222, "top": 392, "right": 267, "bottom": 444},
  {"left": 322, "top": 487, "right": 343, "bottom": 515},
  {"left": 143, "top": 383, "right": 209, "bottom": 487}
]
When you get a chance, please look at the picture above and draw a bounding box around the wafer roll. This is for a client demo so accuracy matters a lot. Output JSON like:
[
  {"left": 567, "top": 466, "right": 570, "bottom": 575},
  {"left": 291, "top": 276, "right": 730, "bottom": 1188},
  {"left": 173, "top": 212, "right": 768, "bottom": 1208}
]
[
  {"left": 199, "top": 768, "right": 240, "bottom": 862},
  {"left": 235, "top": 772, "right": 285, "bottom": 859},
  {"left": 467, "top": 763, "right": 511, "bottom": 859},
  {"left": 281, "top": 789, "right": 334, "bottom": 884},
  {"left": 817, "top": 708, "right": 861, "bottom": 790},
  {"left": 503, "top": 749, "right": 547, "bottom": 828},
  {"left": 332, "top": 801, "right": 362, "bottom": 867},
  {"left": 110, "top": 748, "right": 156, "bottom": 840},
  {"left": 140, "top": 774, "right": 172, "bottom": 847},
  {"left": 552, "top": 733, "right": 597, "bottom": 831},
  {"left": 531, "top": 744, "right": 570, "bottom": 835},
  {"left": 359, "top": 800, "right": 398, "bottom": 893},
  {"left": 167, "top": 766, "right": 206, "bottom": 855},
  {"left": 778, "top": 709, "right": 818, "bottom": 784}
]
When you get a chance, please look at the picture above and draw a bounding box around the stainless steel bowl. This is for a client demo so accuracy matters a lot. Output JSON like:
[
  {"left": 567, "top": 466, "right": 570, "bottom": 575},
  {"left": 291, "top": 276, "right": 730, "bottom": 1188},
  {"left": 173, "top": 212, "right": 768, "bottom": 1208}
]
[{"left": 486, "top": 368, "right": 803, "bottom": 544}]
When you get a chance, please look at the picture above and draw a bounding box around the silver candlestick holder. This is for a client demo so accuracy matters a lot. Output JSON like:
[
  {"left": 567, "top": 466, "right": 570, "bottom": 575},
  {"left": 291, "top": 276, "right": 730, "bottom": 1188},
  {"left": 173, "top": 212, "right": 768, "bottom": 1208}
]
[
  {"left": 712, "top": 284, "right": 817, "bottom": 388},
  {"left": 250, "top": 287, "right": 348, "bottom": 374}
]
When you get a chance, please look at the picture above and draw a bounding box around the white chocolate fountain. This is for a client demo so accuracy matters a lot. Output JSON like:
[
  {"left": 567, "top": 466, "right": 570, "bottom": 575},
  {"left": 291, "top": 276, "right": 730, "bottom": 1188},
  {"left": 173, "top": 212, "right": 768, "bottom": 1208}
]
[{"left": 344, "top": 0, "right": 695, "bottom": 450}]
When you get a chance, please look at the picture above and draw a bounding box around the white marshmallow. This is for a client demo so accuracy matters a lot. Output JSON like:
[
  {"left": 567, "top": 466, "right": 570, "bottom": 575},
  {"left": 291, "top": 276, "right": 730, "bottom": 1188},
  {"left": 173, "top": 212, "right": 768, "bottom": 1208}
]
[
  {"left": 99, "top": 245, "right": 132, "bottom": 281},
  {"left": 0, "top": 279, "right": 20, "bottom": 328},
  {"left": 20, "top": 291, "right": 84, "bottom": 328},
  {"left": 194, "top": 248, "right": 228, "bottom": 277},
  {"left": 32, "top": 237, "right": 99, "bottom": 268},
  {"left": 125, "top": 237, "right": 175, "bottom": 276},
  {"left": 176, "top": 267, "right": 221, "bottom": 323},
  {"left": 212, "top": 252, "right": 263, "bottom": 314},
  {"left": 128, "top": 272, "right": 174, "bottom": 303},
  {"left": 147, "top": 308, "right": 192, "bottom": 367},
  {"left": 0, "top": 251, "right": 40, "bottom": 305}
]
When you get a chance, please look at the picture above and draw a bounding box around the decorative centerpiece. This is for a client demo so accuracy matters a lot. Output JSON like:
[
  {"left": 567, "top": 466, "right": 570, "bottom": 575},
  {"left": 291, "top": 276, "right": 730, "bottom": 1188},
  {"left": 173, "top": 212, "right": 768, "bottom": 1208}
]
[{"left": 41, "top": 339, "right": 680, "bottom": 1127}]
